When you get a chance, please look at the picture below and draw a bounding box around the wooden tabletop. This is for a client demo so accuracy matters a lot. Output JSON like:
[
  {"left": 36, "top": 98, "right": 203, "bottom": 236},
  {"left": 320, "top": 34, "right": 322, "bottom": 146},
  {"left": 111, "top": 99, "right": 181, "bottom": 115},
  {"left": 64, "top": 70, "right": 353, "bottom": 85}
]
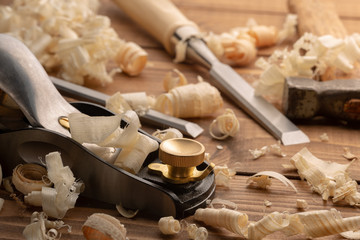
[{"left": 1, "top": 0, "right": 360, "bottom": 239}]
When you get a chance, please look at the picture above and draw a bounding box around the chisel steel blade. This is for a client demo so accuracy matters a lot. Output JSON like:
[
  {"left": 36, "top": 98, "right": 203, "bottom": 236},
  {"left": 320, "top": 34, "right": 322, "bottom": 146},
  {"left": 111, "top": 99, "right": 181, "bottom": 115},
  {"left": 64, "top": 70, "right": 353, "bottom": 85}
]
[
  {"left": 51, "top": 77, "right": 204, "bottom": 138},
  {"left": 210, "top": 62, "right": 310, "bottom": 145},
  {"left": 183, "top": 35, "right": 310, "bottom": 145}
]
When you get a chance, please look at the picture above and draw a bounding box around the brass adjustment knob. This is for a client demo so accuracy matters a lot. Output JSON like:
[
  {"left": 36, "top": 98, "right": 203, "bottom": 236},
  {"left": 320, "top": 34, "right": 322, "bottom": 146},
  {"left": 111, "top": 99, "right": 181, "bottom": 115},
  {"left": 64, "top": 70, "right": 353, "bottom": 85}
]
[
  {"left": 148, "top": 138, "right": 214, "bottom": 184},
  {"left": 160, "top": 138, "right": 205, "bottom": 167}
]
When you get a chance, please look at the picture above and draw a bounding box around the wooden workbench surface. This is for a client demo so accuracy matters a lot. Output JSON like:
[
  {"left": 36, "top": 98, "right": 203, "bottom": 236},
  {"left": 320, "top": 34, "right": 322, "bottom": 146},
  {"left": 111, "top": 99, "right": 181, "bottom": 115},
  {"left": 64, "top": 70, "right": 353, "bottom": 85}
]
[{"left": 1, "top": 0, "right": 360, "bottom": 239}]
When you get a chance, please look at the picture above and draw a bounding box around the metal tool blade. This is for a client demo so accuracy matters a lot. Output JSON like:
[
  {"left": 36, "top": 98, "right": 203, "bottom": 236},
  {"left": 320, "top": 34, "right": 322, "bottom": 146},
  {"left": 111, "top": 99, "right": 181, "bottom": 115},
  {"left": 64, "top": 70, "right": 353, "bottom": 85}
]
[
  {"left": 175, "top": 28, "right": 310, "bottom": 145},
  {"left": 0, "top": 34, "right": 77, "bottom": 137},
  {"left": 51, "top": 77, "right": 204, "bottom": 138},
  {"left": 210, "top": 62, "right": 310, "bottom": 145}
]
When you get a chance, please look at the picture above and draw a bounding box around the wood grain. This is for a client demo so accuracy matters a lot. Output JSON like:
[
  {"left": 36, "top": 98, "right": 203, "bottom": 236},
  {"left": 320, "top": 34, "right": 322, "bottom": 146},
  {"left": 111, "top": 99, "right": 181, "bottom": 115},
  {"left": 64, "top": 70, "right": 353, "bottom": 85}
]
[{"left": 1, "top": 0, "right": 360, "bottom": 239}]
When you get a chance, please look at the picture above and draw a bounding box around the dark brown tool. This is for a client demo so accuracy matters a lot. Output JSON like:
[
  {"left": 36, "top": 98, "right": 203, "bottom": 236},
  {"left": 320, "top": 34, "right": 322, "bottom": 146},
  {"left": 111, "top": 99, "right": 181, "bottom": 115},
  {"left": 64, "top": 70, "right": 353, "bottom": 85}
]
[{"left": 283, "top": 77, "right": 360, "bottom": 121}]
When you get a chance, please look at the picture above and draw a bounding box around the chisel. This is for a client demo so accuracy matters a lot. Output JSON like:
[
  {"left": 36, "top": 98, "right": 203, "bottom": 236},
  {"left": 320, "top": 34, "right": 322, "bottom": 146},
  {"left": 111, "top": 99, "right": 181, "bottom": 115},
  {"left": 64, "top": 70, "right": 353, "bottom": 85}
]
[
  {"left": 51, "top": 76, "right": 204, "bottom": 138},
  {"left": 112, "top": 0, "right": 309, "bottom": 145}
]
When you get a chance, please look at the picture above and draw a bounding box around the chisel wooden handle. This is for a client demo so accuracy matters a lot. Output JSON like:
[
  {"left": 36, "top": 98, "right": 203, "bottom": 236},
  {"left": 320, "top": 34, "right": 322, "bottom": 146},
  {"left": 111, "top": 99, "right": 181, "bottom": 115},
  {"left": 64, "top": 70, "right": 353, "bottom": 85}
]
[
  {"left": 112, "top": 0, "right": 197, "bottom": 54},
  {"left": 283, "top": 77, "right": 360, "bottom": 122}
]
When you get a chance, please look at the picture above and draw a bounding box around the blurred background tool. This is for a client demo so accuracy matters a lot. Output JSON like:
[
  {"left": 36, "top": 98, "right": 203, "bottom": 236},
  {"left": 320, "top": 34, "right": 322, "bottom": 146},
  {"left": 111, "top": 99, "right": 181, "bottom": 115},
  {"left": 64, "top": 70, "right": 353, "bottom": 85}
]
[{"left": 283, "top": 77, "right": 360, "bottom": 122}]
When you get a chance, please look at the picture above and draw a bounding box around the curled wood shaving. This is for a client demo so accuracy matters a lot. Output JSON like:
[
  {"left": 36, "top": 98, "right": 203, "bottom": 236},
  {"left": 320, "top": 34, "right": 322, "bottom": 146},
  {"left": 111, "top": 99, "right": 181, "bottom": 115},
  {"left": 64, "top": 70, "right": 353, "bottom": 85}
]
[
  {"left": 106, "top": 91, "right": 155, "bottom": 116},
  {"left": 68, "top": 110, "right": 159, "bottom": 174},
  {"left": 343, "top": 147, "right": 358, "bottom": 161},
  {"left": 213, "top": 165, "right": 236, "bottom": 188},
  {"left": 209, "top": 108, "right": 240, "bottom": 140},
  {"left": 105, "top": 92, "right": 135, "bottom": 116},
  {"left": 23, "top": 211, "right": 71, "bottom": 240},
  {"left": 247, "top": 171, "right": 298, "bottom": 193},
  {"left": 290, "top": 147, "right": 360, "bottom": 206},
  {"left": 181, "top": 220, "right": 208, "bottom": 240},
  {"left": 195, "top": 207, "right": 360, "bottom": 239},
  {"left": 205, "top": 32, "right": 257, "bottom": 66},
  {"left": 194, "top": 208, "right": 249, "bottom": 237},
  {"left": 158, "top": 216, "right": 181, "bottom": 235},
  {"left": 152, "top": 128, "right": 183, "bottom": 141},
  {"left": 12, "top": 164, "right": 52, "bottom": 195},
  {"left": 82, "top": 143, "right": 119, "bottom": 165},
  {"left": 82, "top": 213, "right": 127, "bottom": 240},
  {"left": 203, "top": 15, "right": 297, "bottom": 67},
  {"left": 115, "top": 203, "right": 139, "bottom": 219},
  {"left": 163, "top": 69, "right": 188, "bottom": 92},
  {"left": 0, "top": 0, "right": 147, "bottom": 86},
  {"left": 122, "top": 92, "right": 154, "bottom": 116},
  {"left": 341, "top": 230, "right": 360, "bottom": 240},
  {"left": 25, "top": 152, "right": 80, "bottom": 219},
  {"left": 154, "top": 78, "right": 223, "bottom": 118}
]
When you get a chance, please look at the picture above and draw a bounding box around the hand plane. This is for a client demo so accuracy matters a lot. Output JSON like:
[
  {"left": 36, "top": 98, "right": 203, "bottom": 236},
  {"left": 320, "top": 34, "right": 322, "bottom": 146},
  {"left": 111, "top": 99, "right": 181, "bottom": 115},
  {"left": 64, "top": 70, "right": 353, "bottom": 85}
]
[{"left": 0, "top": 34, "right": 215, "bottom": 218}]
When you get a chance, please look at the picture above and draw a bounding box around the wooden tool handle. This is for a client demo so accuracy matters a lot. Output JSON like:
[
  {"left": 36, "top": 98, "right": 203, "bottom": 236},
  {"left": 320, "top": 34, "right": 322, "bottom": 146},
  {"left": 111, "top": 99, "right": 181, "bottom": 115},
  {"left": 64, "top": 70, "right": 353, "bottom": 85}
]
[
  {"left": 112, "top": 0, "right": 198, "bottom": 54},
  {"left": 288, "top": 0, "right": 347, "bottom": 38}
]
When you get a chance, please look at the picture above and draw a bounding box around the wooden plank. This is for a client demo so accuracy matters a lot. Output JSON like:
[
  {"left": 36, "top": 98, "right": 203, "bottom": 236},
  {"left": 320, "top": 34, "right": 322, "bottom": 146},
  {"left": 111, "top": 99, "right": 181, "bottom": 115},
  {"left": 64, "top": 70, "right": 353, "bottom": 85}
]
[
  {"left": 1, "top": 0, "right": 360, "bottom": 239},
  {"left": 2, "top": 176, "right": 360, "bottom": 239}
]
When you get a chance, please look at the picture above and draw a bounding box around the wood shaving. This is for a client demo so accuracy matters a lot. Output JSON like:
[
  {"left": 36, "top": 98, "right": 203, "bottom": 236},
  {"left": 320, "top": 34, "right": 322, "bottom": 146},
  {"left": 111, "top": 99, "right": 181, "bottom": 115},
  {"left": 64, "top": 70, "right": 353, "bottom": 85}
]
[
  {"left": 249, "top": 141, "right": 286, "bottom": 159},
  {"left": 216, "top": 145, "right": 224, "bottom": 150},
  {"left": 68, "top": 110, "right": 159, "bottom": 174},
  {"left": 158, "top": 216, "right": 181, "bottom": 235},
  {"left": 163, "top": 69, "right": 188, "bottom": 92},
  {"left": 23, "top": 211, "right": 71, "bottom": 240},
  {"left": 290, "top": 147, "right": 360, "bottom": 206},
  {"left": 154, "top": 78, "right": 223, "bottom": 118},
  {"left": 263, "top": 200, "right": 272, "bottom": 207},
  {"left": 209, "top": 108, "right": 240, "bottom": 140},
  {"left": 106, "top": 91, "right": 154, "bottom": 116},
  {"left": 296, "top": 199, "right": 308, "bottom": 210},
  {"left": 181, "top": 220, "right": 208, "bottom": 240},
  {"left": 205, "top": 31, "right": 257, "bottom": 66},
  {"left": 319, "top": 132, "right": 329, "bottom": 142},
  {"left": 255, "top": 33, "right": 360, "bottom": 102},
  {"left": 152, "top": 128, "right": 183, "bottom": 141},
  {"left": 341, "top": 230, "right": 360, "bottom": 240},
  {"left": 213, "top": 165, "right": 236, "bottom": 188},
  {"left": 343, "top": 147, "right": 358, "bottom": 161},
  {"left": 122, "top": 92, "right": 154, "bottom": 116},
  {"left": 12, "top": 164, "right": 52, "bottom": 195},
  {"left": 0, "top": 0, "right": 147, "bottom": 86},
  {"left": 82, "top": 213, "right": 127, "bottom": 240},
  {"left": 82, "top": 143, "right": 119, "bottom": 165},
  {"left": 208, "top": 198, "right": 238, "bottom": 210},
  {"left": 194, "top": 207, "right": 360, "bottom": 239},
  {"left": 24, "top": 152, "right": 80, "bottom": 219},
  {"left": 115, "top": 203, "right": 139, "bottom": 219},
  {"left": 247, "top": 171, "right": 298, "bottom": 193},
  {"left": 249, "top": 146, "right": 268, "bottom": 159},
  {"left": 203, "top": 15, "right": 297, "bottom": 67}
]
